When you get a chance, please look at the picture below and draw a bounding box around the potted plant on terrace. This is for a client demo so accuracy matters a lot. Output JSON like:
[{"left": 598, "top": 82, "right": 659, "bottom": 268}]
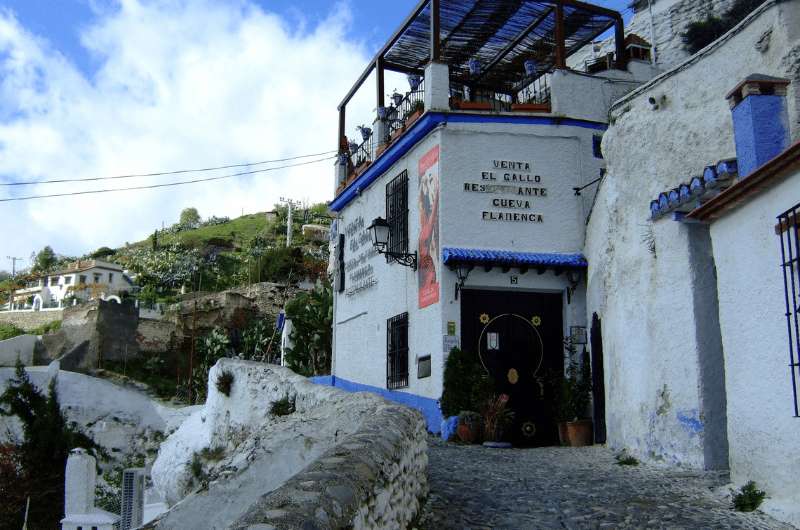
[{"left": 404, "top": 100, "right": 425, "bottom": 128}]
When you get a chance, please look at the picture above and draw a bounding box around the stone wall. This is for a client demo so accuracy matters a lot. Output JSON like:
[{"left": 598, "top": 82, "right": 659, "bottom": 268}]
[
  {"left": 137, "top": 318, "right": 176, "bottom": 354},
  {"left": 231, "top": 403, "right": 427, "bottom": 530},
  {"left": 0, "top": 335, "right": 37, "bottom": 366},
  {"left": 146, "top": 360, "right": 427, "bottom": 529},
  {"left": 0, "top": 309, "right": 63, "bottom": 331}
]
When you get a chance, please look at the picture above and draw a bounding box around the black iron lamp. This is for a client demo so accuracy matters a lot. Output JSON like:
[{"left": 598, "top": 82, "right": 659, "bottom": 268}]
[
  {"left": 454, "top": 262, "right": 473, "bottom": 300},
  {"left": 368, "top": 217, "right": 390, "bottom": 253},
  {"left": 368, "top": 217, "right": 417, "bottom": 270}
]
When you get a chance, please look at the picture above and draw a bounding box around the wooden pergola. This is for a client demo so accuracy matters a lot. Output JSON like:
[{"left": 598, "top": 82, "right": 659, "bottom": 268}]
[{"left": 338, "top": 0, "right": 626, "bottom": 150}]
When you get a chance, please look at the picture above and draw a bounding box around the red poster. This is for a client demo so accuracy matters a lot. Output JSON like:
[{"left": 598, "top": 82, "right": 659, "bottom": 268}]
[{"left": 418, "top": 145, "right": 440, "bottom": 308}]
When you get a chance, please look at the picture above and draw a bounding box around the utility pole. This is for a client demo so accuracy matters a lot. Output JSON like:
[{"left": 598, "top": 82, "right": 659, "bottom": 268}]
[
  {"left": 6, "top": 256, "right": 23, "bottom": 276},
  {"left": 279, "top": 197, "right": 301, "bottom": 247}
]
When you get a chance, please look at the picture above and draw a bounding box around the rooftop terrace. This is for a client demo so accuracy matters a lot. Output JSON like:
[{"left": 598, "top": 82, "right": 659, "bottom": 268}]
[{"left": 336, "top": 1, "right": 638, "bottom": 196}]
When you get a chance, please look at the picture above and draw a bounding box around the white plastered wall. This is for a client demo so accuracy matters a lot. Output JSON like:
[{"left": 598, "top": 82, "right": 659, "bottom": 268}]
[{"left": 709, "top": 168, "right": 800, "bottom": 526}]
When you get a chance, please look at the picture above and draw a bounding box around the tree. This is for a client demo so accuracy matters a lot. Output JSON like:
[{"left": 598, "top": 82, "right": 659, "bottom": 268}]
[
  {"left": 179, "top": 207, "right": 201, "bottom": 228},
  {"left": 0, "top": 361, "right": 96, "bottom": 529},
  {"left": 284, "top": 282, "right": 333, "bottom": 376},
  {"left": 89, "top": 246, "right": 116, "bottom": 259},
  {"left": 0, "top": 271, "right": 10, "bottom": 282},
  {"left": 32, "top": 246, "right": 57, "bottom": 274}
]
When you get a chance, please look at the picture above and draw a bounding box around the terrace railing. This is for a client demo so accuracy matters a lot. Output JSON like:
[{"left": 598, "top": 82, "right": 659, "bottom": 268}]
[
  {"left": 386, "top": 81, "right": 426, "bottom": 141},
  {"left": 348, "top": 130, "right": 375, "bottom": 179},
  {"left": 449, "top": 71, "right": 553, "bottom": 112}
]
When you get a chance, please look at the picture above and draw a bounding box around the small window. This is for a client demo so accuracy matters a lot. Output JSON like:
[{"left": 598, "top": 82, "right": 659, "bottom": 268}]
[
  {"left": 592, "top": 134, "right": 604, "bottom": 159},
  {"left": 386, "top": 170, "right": 409, "bottom": 259},
  {"left": 43, "top": 277, "right": 49, "bottom": 287},
  {"left": 387, "top": 312, "right": 409, "bottom": 389},
  {"left": 93, "top": 273, "right": 101, "bottom": 284},
  {"left": 79, "top": 275, "right": 87, "bottom": 285},
  {"left": 108, "top": 273, "right": 114, "bottom": 283},
  {"left": 65, "top": 276, "right": 72, "bottom": 285}
]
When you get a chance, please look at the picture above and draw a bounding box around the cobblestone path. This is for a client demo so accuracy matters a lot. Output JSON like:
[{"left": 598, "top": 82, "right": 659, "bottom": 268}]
[{"left": 417, "top": 437, "right": 789, "bottom": 529}]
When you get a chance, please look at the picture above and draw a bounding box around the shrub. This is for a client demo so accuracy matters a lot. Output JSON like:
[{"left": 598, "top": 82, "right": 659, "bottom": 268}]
[
  {"left": 30, "top": 320, "right": 61, "bottom": 336},
  {"left": 732, "top": 481, "right": 766, "bottom": 512},
  {"left": 0, "top": 323, "right": 25, "bottom": 341},
  {"left": 284, "top": 282, "right": 333, "bottom": 376},
  {"left": 683, "top": 0, "right": 768, "bottom": 54},
  {"left": 440, "top": 347, "right": 494, "bottom": 418},
  {"left": 615, "top": 453, "right": 639, "bottom": 466},
  {"left": 190, "top": 452, "right": 205, "bottom": 482},
  {"left": 270, "top": 395, "right": 296, "bottom": 416},
  {"left": 199, "top": 446, "right": 225, "bottom": 462},
  {"left": 215, "top": 370, "right": 234, "bottom": 397}
]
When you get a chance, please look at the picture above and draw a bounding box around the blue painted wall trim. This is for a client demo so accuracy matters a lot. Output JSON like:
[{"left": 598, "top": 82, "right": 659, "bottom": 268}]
[
  {"left": 309, "top": 375, "right": 443, "bottom": 433},
  {"left": 732, "top": 94, "right": 789, "bottom": 177},
  {"left": 330, "top": 112, "right": 608, "bottom": 212}
]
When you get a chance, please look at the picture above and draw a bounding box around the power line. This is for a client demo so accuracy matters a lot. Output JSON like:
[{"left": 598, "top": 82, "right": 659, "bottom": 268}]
[
  {"left": 0, "top": 156, "right": 335, "bottom": 203},
  {"left": 0, "top": 149, "right": 338, "bottom": 187}
]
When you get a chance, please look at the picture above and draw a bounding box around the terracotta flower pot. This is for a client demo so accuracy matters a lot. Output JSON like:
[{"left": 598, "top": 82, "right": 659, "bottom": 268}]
[
  {"left": 557, "top": 421, "right": 570, "bottom": 446},
  {"left": 457, "top": 422, "right": 479, "bottom": 444},
  {"left": 566, "top": 419, "right": 593, "bottom": 447}
]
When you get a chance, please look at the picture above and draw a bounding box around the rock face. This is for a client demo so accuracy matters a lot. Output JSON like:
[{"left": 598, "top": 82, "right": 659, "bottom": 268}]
[
  {"left": 148, "top": 360, "right": 427, "bottom": 529},
  {"left": 40, "top": 299, "right": 140, "bottom": 371},
  {"left": 0, "top": 366, "right": 192, "bottom": 462}
]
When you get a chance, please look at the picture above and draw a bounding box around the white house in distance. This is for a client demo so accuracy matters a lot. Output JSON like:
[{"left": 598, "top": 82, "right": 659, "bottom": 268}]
[
  {"left": 322, "top": 0, "right": 660, "bottom": 446},
  {"left": 10, "top": 260, "right": 133, "bottom": 310}
]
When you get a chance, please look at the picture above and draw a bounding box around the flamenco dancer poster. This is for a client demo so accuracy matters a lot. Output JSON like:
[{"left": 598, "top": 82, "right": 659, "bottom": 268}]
[{"left": 418, "top": 145, "right": 440, "bottom": 309}]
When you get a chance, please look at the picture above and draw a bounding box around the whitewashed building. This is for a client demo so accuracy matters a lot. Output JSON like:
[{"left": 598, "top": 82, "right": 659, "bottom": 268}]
[
  {"left": 323, "top": 0, "right": 660, "bottom": 444},
  {"left": 10, "top": 260, "right": 133, "bottom": 310},
  {"left": 585, "top": 0, "right": 800, "bottom": 524}
]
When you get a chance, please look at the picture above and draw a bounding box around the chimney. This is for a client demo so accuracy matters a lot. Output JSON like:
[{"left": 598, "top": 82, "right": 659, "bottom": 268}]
[
  {"left": 726, "top": 74, "right": 791, "bottom": 178},
  {"left": 64, "top": 448, "right": 97, "bottom": 516}
]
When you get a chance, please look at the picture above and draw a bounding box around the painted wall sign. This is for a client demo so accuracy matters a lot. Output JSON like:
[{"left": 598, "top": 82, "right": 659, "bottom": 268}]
[
  {"left": 343, "top": 215, "right": 378, "bottom": 296},
  {"left": 447, "top": 321, "right": 456, "bottom": 336},
  {"left": 418, "top": 145, "right": 441, "bottom": 309},
  {"left": 464, "top": 159, "right": 547, "bottom": 223}
]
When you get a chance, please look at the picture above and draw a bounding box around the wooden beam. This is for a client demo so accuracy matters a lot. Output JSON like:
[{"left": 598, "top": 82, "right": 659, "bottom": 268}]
[
  {"left": 384, "top": 61, "right": 425, "bottom": 76},
  {"left": 614, "top": 16, "right": 627, "bottom": 70},
  {"left": 338, "top": 108, "right": 346, "bottom": 152},
  {"left": 554, "top": 3, "right": 566, "bottom": 69},
  {"left": 376, "top": 56, "right": 385, "bottom": 110},
  {"left": 431, "top": 0, "right": 441, "bottom": 62}
]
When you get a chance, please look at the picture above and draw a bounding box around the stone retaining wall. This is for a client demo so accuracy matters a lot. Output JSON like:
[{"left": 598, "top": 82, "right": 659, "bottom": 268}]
[
  {"left": 231, "top": 403, "right": 428, "bottom": 530},
  {"left": 0, "top": 335, "right": 37, "bottom": 366},
  {"left": 0, "top": 309, "right": 63, "bottom": 331}
]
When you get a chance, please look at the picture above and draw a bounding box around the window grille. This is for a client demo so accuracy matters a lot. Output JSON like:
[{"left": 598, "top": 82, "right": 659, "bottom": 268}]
[
  {"left": 386, "top": 170, "right": 409, "bottom": 260},
  {"left": 335, "top": 234, "right": 345, "bottom": 293},
  {"left": 777, "top": 203, "right": 800, "bottom": 417},
  {"left": 387, "top": 312, "right": 409, "bottom": 389}
]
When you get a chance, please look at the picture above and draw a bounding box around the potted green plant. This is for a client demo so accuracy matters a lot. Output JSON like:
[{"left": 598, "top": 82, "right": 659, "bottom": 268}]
[
  {"left": 482, "top": 394, "right": 514, "bottom": 448},
  {"left": 564, "top": 344, "right": 593, "bottom": 447},
  {"left": 404, "top": 100, "right": 425, "bottom": 127},
  {"left": 456, "top": 411, "right": 482, "bottom": 444}
]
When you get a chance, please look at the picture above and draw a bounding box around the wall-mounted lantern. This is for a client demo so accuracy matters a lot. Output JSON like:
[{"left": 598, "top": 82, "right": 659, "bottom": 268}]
[
  {"left": 367, "top": 217, "right": 418, "bottom": 270},
  {"left": 454, "top": 263, "right": 473, "bottom": 300}
]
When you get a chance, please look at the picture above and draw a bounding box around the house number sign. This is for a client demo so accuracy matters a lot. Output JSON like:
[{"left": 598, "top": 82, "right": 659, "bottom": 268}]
[{"left": 463, "top": 160, "right": 547, "bottom": 223}]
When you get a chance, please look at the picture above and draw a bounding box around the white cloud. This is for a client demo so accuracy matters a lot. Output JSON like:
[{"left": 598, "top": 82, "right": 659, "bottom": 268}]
[{"left": 0, "top": 0, "right": 378, "bottom": 265}]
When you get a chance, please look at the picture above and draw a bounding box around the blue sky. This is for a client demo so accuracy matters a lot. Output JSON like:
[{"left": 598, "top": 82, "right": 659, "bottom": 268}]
[
  {"left": 0, "top": 0, "right": 633, "bottom": 264},
  {"left": 4, "top": 0, "right": 633, "bottom": 79}
]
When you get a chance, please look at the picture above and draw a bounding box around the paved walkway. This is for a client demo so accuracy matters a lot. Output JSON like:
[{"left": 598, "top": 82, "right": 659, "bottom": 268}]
[{"left": 417, "top": 437, "right": 790, "bottom": 529}]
